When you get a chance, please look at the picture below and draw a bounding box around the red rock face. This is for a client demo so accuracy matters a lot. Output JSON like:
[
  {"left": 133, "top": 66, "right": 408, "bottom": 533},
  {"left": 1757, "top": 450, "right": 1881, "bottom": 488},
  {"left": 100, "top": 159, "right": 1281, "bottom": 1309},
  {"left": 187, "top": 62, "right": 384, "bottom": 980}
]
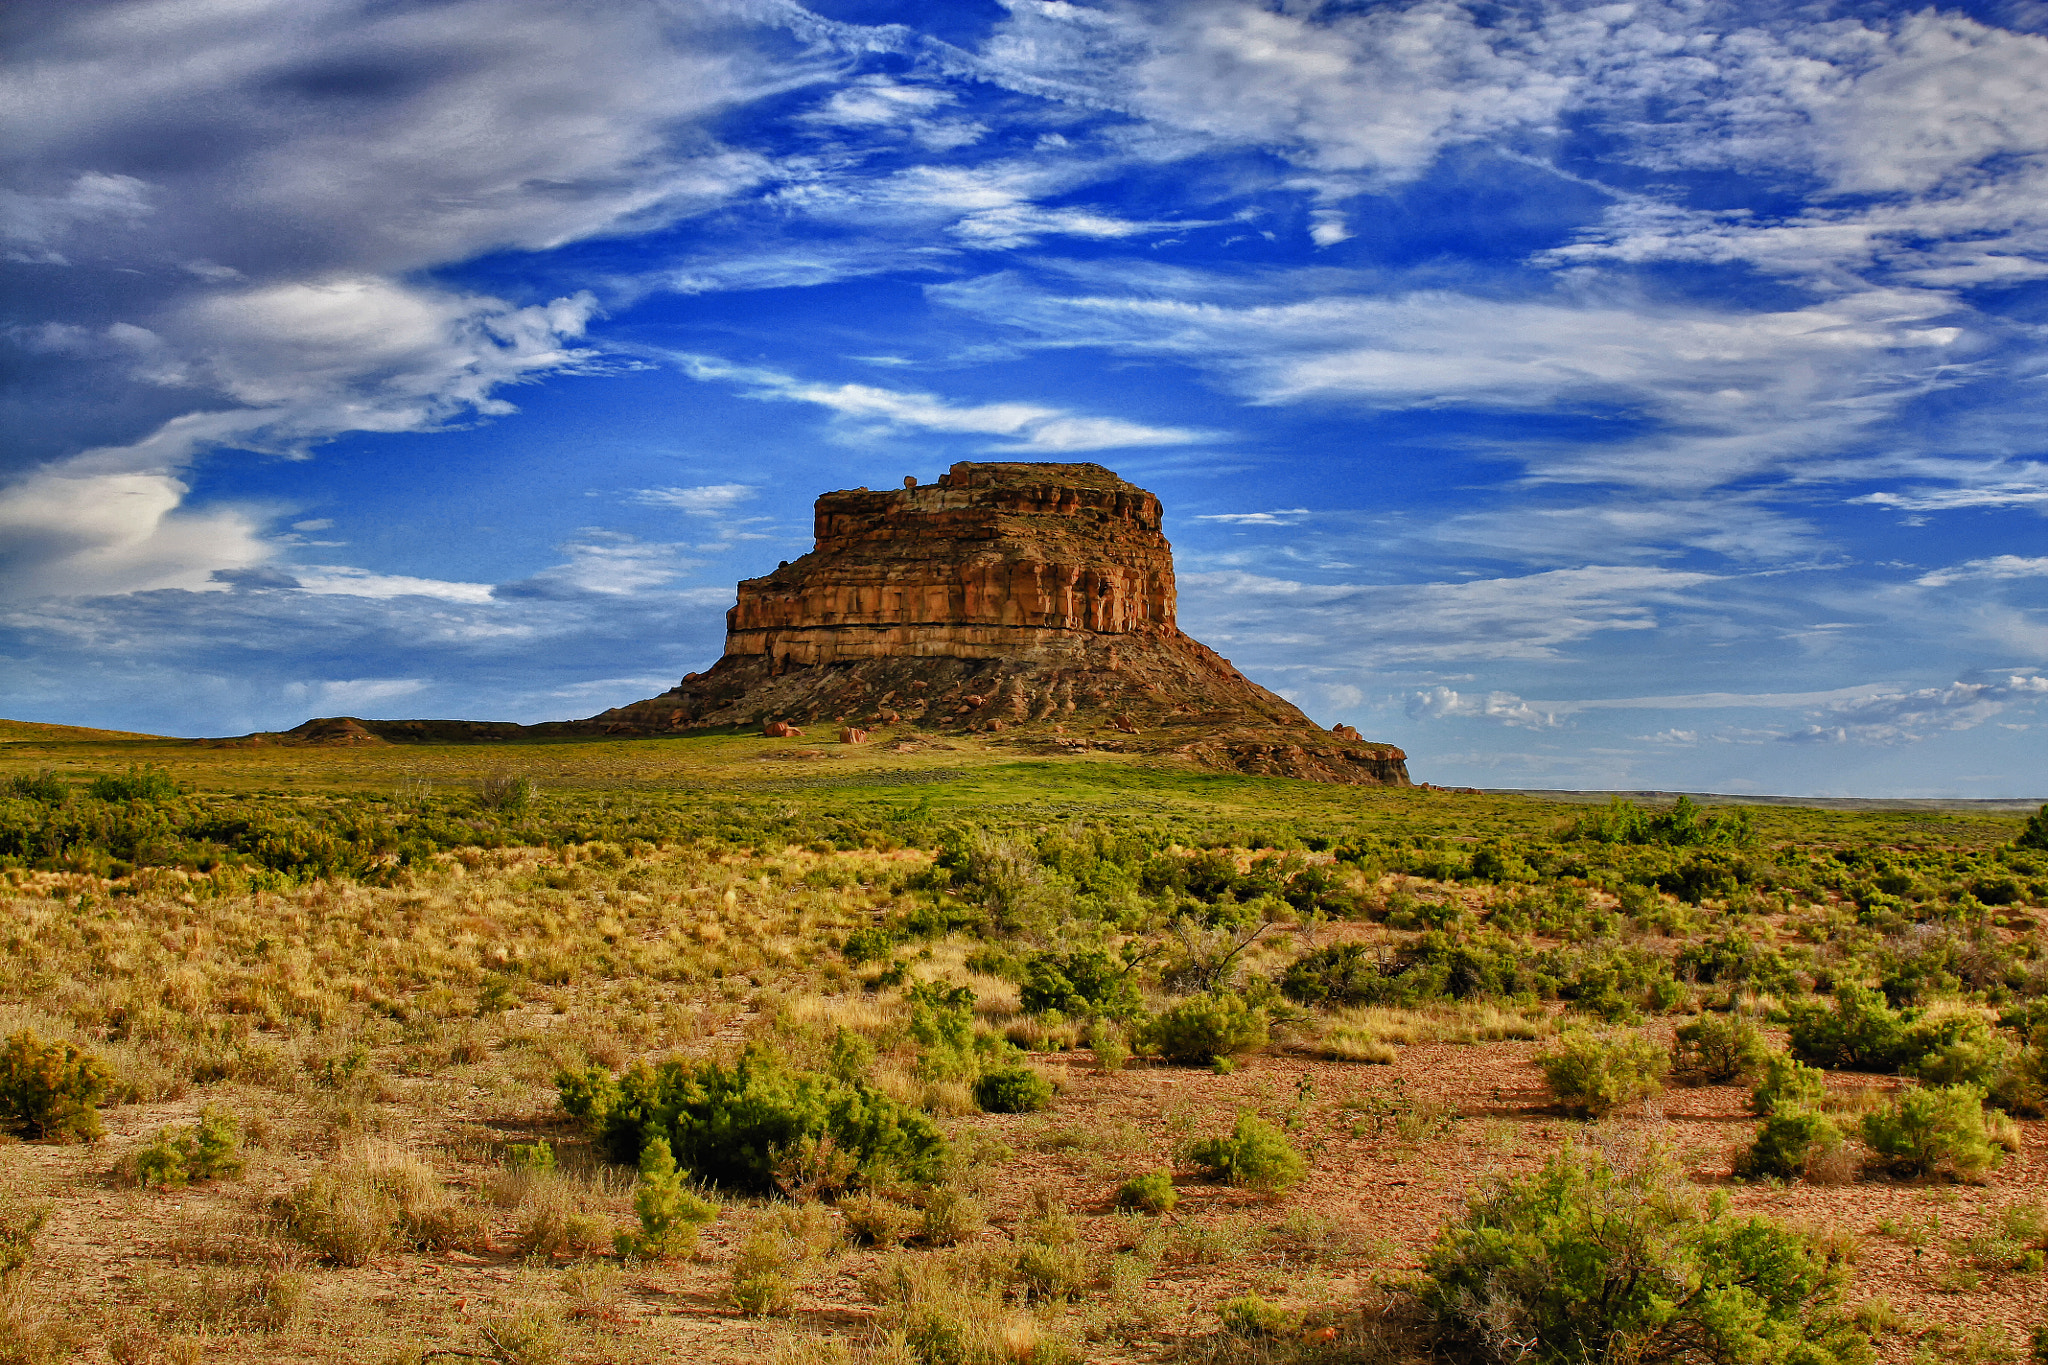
[
  {"left": 579, "top": 460, "right": 1410, "bottom": 786},
  {"left": 725, "top": 461, "right": 1177, "bottom": 666}
]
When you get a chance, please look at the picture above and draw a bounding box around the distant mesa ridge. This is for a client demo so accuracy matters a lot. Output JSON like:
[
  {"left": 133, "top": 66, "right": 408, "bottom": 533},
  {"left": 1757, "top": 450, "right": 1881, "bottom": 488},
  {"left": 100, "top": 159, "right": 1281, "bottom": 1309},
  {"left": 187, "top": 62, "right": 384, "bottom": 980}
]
[{"left": 264, "top": 461, "right": 1409, "bottom": 786}]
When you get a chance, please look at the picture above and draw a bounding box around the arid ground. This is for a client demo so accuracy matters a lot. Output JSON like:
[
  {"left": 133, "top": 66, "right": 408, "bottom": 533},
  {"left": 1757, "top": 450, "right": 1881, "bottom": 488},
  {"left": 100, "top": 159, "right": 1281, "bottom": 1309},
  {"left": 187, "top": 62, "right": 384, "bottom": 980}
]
[{"left": 2, "top": 720, "right": 2045, "bottom": 1365}]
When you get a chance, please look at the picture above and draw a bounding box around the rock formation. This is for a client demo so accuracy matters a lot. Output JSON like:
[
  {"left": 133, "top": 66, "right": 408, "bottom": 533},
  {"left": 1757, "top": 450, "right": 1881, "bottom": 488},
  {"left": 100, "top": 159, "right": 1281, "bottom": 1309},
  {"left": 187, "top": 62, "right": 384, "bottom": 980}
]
[{"left": 589, "top": 461, "right": 1408, "bottom": 785}]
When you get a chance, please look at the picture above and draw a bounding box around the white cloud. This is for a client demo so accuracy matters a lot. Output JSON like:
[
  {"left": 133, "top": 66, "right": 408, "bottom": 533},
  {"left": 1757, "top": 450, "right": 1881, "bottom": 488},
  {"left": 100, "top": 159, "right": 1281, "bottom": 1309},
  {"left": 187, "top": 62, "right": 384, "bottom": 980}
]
[
  {"left": 932, "top": 274, "right": 1966, "bottom": 491},
  {"left": 1509, "top": 675, "right": 2048, "bottom": 747},
  {"left": 669, "top": 352, "right": 1216, "bottom": 451},
  {"left": 1182, "top": 564, "right": 1717, "bottom": 666},
  {"left": 1555, "top": 684, "right": 1910, "bottom": 713},
  {"left": 496, "top": 533, "right": 692, "bottom": 600},
  {"left": 0, "top": 171, "right": 152, "bottom": 263},
  {"left": 1857, "top": 484, "right": 2048, "bottom": 513},
  {"left": 1532, "top": 9, "right": 2048, "bottom": 297},
  {"left": 1781, "top": 674, "right": 2048, "bottom": 745},
  {"left": 1916, "top": 555, "right": 2048, "bottom": 587},
  {"left": 798, "top": 76, "right": 987, "bottom": 151},
  {"left": 1195, "top": 508, "right": 1311, "bottom": 525},
  {"left": 763, "top": 156, "right": 1218, "bottom": 250},
  {"left": 278, "top": 677, "right": 429, "bottom": 712},
  {"left": 0, "top": 470, "right": 269, "bottom": 598},
  {"left": 292, "top": 567, "right": 496, "bottom": 604},
  {"left": 631, "top": 484, "right": 758, "bottom": 515},
  {"left": 1430, "top": 495, "right": 1824, "bottom": 564},
  {"left": 0, "top": 0, "right": 812, "bottom": 600},
  {"left": 0, "top": 280, "right": 602, "bottom": 598},
  {"left": 1409, "top": 686, "right": 1559, "bottom": 728},
  {"left": 166, "top": 280, "right": 601, "bottom": 437},
  {"left": 2, "top": 0, "right": 787, "bottom": 278},
  {"left": 984, "top": 0, "right": 1574, "bottom": 188}
]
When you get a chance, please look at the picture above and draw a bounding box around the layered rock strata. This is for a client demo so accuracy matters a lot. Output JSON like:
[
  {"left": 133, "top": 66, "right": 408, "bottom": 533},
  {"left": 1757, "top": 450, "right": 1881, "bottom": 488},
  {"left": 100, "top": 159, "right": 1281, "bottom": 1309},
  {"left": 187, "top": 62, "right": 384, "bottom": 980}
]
[{"left": 589, "top": 461, "right": 1408, "bottom": 786}]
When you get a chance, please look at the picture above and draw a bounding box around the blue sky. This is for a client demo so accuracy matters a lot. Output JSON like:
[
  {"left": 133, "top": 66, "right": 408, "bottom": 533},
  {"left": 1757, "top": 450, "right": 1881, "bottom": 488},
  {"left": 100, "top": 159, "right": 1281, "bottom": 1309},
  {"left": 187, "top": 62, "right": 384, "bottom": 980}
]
[{"left": 4, "top": 0, "right": 2048, "bottom": 796}]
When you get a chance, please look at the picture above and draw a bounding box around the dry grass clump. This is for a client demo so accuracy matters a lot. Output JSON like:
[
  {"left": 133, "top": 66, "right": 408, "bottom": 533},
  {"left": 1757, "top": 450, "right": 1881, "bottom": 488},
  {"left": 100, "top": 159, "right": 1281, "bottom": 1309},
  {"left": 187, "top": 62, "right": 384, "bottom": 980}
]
[
  {"left": 1324, "top": 1002, "right": 1549, "bottom": 1047},
  {"left": 730, "top": 1201, "right": 845, "bottom": 1316},
  {"left": 841, "top": 1191, "right": 921, "bottom": 1247},
  {"left": 918, "top": 1185, "right": 989, "bottom": 1246},
  {"left": 141, "top": 1263, "right": 307, "bottom": 1333},
  {"left": 274, "top": 1141, "right": 480, "bottom": 1264},
  {"left": 514, "top": 1170, "right": 617, "bottom": 1261},
  {"left": 1309, "top": 1022, "right": 1397, "bottom": 1064},
  {"left": 861, "top": 1246, "right": 1081, "bottom": 1365}
]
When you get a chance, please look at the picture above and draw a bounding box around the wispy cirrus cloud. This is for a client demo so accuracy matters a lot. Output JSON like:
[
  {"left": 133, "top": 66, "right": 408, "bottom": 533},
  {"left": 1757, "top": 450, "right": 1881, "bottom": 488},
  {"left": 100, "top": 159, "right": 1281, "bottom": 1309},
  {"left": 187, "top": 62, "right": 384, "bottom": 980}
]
[
  {"left": 1915, "top": 555, "right": 2048, "bottom": 587},
  {"left": 631, "top": 484, "right": 758, "bottom": 516},
  {"left": 1182, "top": 564, "right": 1718, "bottom": 666},
  {"left": 1857, "top": 484, "right": 2048, "bottom": 514},
  {"left": 1195, "top": 509, "right": 1311, "bottom": 526},
  {"left": 666, "top": 351, "right": 1218, "bottom": 451},
  {"left": 932, "top": 274, "right": 1967, "bottom": 491}
]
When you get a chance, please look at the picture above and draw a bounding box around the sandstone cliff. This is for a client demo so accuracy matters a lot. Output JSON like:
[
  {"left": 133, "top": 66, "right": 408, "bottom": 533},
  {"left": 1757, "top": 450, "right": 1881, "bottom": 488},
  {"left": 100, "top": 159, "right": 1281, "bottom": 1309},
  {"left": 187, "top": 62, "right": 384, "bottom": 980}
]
[{"left": 590, "top": 461, "right": 1409, "bottom": 786}]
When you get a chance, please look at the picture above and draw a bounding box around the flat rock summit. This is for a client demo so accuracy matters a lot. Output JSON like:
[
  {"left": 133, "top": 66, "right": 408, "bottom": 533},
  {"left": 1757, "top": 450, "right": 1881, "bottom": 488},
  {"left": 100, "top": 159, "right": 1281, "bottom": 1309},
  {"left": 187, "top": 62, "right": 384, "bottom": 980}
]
[{"left": 280, "top": 461, "right": 1408, "bottom": 785}]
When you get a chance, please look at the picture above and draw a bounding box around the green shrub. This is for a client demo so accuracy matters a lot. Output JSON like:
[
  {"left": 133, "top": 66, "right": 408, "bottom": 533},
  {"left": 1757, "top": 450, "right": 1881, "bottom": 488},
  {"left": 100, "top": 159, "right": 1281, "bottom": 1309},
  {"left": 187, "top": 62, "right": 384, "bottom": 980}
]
[
  {"left": 1421, "top": 1143, "right": 1867, "bottom": 1365},
  {"left": 1187, "top": 1113, "right": 1307, "bottom": 1193},
  {"left": 1786, "top": 984, "right": 1908, "bottom": 1071},
  {"left": 1537, "top": 1029, "right": 1668, "bottom": 1118},
  {"left": 972, "top": 1065, "right": 1053, "bottom": 1114},
  {"left": 1861, "top": 1085, "right": 2002, "bottom": 1181},
  {"left": 556, "top": 1045, "right": 947, "bottom": 1195},
  {"left": 1145, "top": 994, "right": 1268, "bottom": 1066},
  {"left": 1670, "top": 1014, "right": 1768, "bottom": 1084},
  {"left": 1218, "top": 1294, "right": 1296, "bottom": 1337},
  {"left": 1279, "top": 943, "right": 1384, "bottom": 1007},
  {"left": 506, "top": 1141, "right": 556, "bottom": 1173},
  {"left": 1020, "top": 948, "right": 1145, "bottom": 1018},
  {"left": 1784, "top": 988, "right": 2002, "bottom": 1083},
  {"left": 1115, "top": 1169, "right": 1178, "bottom": 1214},
  {"left": 1735, "top": 1108, "right": 1845, "bottom": 1182},
  {"left": 133, "top": 1107, "right": 244, "bottom": 1188},
  {"left": 1566, "top": 795, "right": 1754, "bottom": 848},
  {"left": 1750, "top": 1053, "right": 1829, "bottom": 1116},
  {"left": 1085, "top": 1017, "right": 1130, "bottom": 1072},
  {"left": 475, "top": 772, "right": 535, "bottom": 811},
  {"left": 7, "top": 771, "right": 68, "bottom": 805},
  {"left": 1898, "top": 1009, "right": 2009, "bottom": 1089},
  {"left": 2016, "top": 803, "right": 2048, "bottom": 852},
  {"left": 613, "top": 1137, "right": 717, "bottom": 1261},
  {"left": 840, "top": 926, "right": 897, "bottom": 964},
  {"left": 0, "top": 1030, "right": 113, "bottom": 1142},
  {"left": 87, "top": 765, "right": 179, "bottom": 803},
  {"left": 1990, "top": 1045, "right": 2048, "bottom": 1117}
]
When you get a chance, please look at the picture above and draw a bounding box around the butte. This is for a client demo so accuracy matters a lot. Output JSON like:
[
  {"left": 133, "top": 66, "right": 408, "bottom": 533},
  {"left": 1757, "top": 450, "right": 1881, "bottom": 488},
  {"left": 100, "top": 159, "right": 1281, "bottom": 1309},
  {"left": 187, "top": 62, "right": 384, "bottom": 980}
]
[{"left": 589, "top": 460, "right": 1408, "bottom": 786}]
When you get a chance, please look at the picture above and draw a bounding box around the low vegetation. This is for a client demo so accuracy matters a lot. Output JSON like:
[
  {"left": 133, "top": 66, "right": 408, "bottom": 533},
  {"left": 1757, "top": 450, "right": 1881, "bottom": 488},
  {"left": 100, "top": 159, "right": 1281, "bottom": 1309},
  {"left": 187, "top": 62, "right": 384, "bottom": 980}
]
[
  {"left": 1422, "top": 1143, "right": 1867, "bottom": 1365},
  {"left": 0, "top": 726, "right": 2044, "bottom": 1360}
]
